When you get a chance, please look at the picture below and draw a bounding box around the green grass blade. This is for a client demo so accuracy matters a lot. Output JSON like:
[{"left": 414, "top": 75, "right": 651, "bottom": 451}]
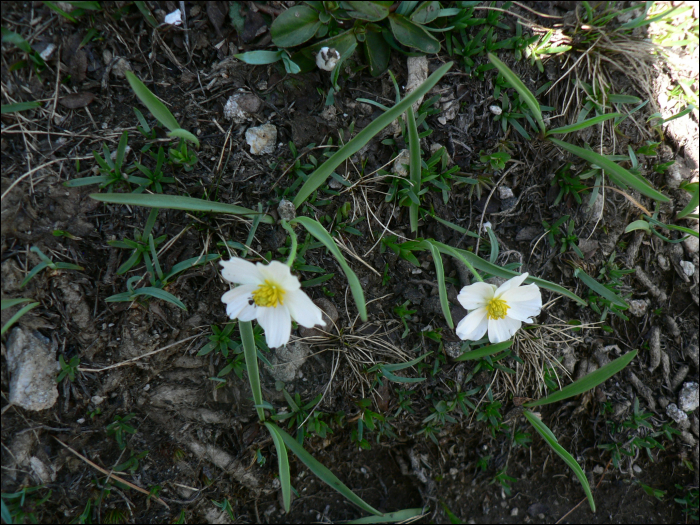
[
  {"left": 423, "top": 241, "right": 453, "bottom": 328},
  {"left": 1, "top": 302, "right": 40, "bottom": 336},
  {"left": 1, "top": 298, "right": 33, "bottom": 310},
  {"left": 264, "top": 423, "right": 291, "bottom": 513},
  {"left": 574, "top": 268, "right": 628, "bottom": 309},
  {"left": 454, "top": 340, "right": 512, "bottom": 361},
  {"left": 676, "top": 184, "right": 699, "bottom": 220},
  {"left": 167, "top": 128, "right": 200, "bottom": 147},
  {"left": 125, "top": 71, "right": 180, "bottom": 132},
  {"left": 525, "top": 349, "right": 637, "bottom": 408},
  {"left": 1, "top": 101, "right": 42, "bottom": 114},
  {"left": 407, "top": 105, "right": 421, "bottom": 233},
  {"left": 133, "top": 1, "right": 158, "bottom": 27},
  {"left": 64, "top": 176, "right": 110, "bottom": 187},
  {"left": 624, "top": 220, "right": 651, "bottom": 234},
  {"left": 20, "top": 262, "right": 49, "bottom": 288},
  {"left": 241, "top": 320, "right": 265, "bottom": 421},
  {"left": 381, "top": 352, "right": 432, "bottom": 372},
  {"left": 545, "top": 113, "right": 623, "bottom": 136},
  {"left": 549, "top": 138, "right": 669, "bottom": 203},
  {"left": 273, "top": 424, "right": 382, "bottom": 516},
  {"left": 292, "top": 62, "right": 452, "bottom": 207},
  {"left": 347, "top": 508, "right": 426, "bottom": 524},
  {"left": 292, "top": 217, "right": 367, "bottom": 321},
  {"left": 487, "top": 53, "right": 544, "bottom": 134},
  {"left": 136, "top": 287, "right": 186, "bottom": 310},
  {"left": 90, "top": 193, "right": 274, "bottom": 224},
  {"left": 524, "top": 410, "right": 595, "bottom": 512},
  {"left": 439, "top": 244, "right": 587, "bottom": 306}
]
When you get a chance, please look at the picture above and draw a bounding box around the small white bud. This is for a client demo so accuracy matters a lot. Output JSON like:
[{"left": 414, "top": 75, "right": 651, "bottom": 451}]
[{"left": 316, "top": 47, "right": 340, "bottom": 72}]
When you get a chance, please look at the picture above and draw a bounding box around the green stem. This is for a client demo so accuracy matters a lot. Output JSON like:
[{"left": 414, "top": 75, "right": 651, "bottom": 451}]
[
  {"left": 240, "top": 321, "right": 265, "bottom": 421},
  {"left": 280, "top": 220, "right": 298, "bottom": 267},
  {"left": 143, "top": 207, "right": 159, "bottom": 239}
]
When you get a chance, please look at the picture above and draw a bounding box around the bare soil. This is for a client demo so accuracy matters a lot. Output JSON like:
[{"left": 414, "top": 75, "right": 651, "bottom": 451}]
[{"left": 1, "top": 2, "right": 698, "bottom": 524}]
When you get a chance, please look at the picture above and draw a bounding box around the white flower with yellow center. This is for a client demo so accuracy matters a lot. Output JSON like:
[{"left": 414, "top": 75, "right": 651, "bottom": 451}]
[
  {"left": 220, "top": 258, "right": 326, "bottom": 348},
  {"left": 455, "top": 273, "right": 542, "bottom": 344}
]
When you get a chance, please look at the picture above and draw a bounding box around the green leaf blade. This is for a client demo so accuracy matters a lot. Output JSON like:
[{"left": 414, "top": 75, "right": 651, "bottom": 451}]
[
  {"left": 271, "top": 6, "right": 321, "bottom": 47},
  {"left": 125, "top": 71, "right": 180, "bottom": 132}
]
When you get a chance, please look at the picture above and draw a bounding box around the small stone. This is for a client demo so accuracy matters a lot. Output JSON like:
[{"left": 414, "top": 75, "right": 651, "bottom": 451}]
[
  {"left": 510, "top": 508, "right": 519, "bottom": 517},
  {"left": 164, "top": 9, "right": 182, "bottom": 25},
  {"left": 245, "top": 124, "right": 277, "bottom": 155},
  {"left": 667, "top": 403, "right": 689, "bottom": 426},
  {"left": 6, "top": 328, "right": 59, "bottom": 411},
  {"left": 498, "top": 186, "right": 514, "bottom": 199},
  {"left": 111, "top": 57, "right": 132, "bottom": 79},
  {"left": 516, "top": 225, "right": 541, "bottom": 242},
  {"left": 316, "top": 47, "right": 340, "bottom": 71},
  {"left": 393, "top": 149, "right": 411, "bottom": 177},
  {"left": 266, "top": 341, "right": 310, "bottom": 383},
  {"left": 91, "top": 395, "right": 105, "bottom": 405},
  {"left": 657, "top": 254, "right": 670, "bottom": 271},
  {"left": 224, "top": 92, "right": 261, "bottom": 122},
  {"left": 680, "top": 260, "right": 695, "bottom": 277},
  {"left": 29, "top": 456, "right": 55, "bottom": 483},
  {"left": 277, "top": 199, "right": 296, "bottom": 221},
  {"left": 679, "top": 382, "right": 699, "bottom": 412},
  {"left": 593, "top": 465, "right": 604, "bottom": 475},
  {"left": 444, "top": 341, "right": 462, "bottom": 359},
  {"left": 489, "top": 105, "right": 502, "bottom": 116},
  {"left": 684, "top": 233, "right": 699, "bottom": 256},
  {"left": 627, "top": 299, "right": 648, "bottom": 317},
  {"left": 633, "top": 465, "right": 642, "bottom": 474}
]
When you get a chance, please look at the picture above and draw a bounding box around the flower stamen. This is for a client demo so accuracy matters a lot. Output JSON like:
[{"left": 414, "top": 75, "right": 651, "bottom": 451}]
[
  {"left": 252, "top": 280, "right": 285, "bottom": 307},
  {"left": 486, "top": 297, "right": 509, "bottom": 320}
]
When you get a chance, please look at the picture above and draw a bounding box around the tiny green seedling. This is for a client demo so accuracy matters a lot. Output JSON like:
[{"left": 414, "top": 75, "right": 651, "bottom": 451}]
[
  {"left": 198, "top": 323, "right": 239, "bottom": 357},
  {"left": 20, "top": 246, "right": 83, "bottom": 288},
  {"left": 56, "top": 355, "right": 80, "bottom": 383},
  {"left": 106, "top": 413, "right": 137, "bottom": 450},
  {"left": 543, "top": 215, "right": 583, "bottom": 258}
]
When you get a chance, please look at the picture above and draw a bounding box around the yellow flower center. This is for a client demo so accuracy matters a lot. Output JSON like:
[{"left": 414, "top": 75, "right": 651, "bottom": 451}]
[
  {"left": 486, "top": 297, "right": 509, "bottom": 320},
  {"left": 252, "top": 280, "right": 285, "bottom": 308}
]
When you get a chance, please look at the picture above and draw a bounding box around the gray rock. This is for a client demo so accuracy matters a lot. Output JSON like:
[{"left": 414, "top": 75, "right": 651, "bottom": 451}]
[
  {"left": 680, "top": 260, "right": 695, "bottom": 277},
  {"left": 444, "top": 341, "right": 463, "bottom": 359},
  {"left": 6, "top": 328, "right": 58, "bottom": 411},
  {"left": 245, "top": 124, "right": 277, "bottom": 155},
  {"left": 277, "top": 199, "right": 296, "bottom": 222},
  {"left": 224, "top": 92, "right": 261, "bottom": 123},
  {"left": 515, "top": 225, "right": 541, "bottom": 242},
  {"left": 627, "top": 299, "right": 648, "bottom": 317},
  {"left": 667, "top": 403, "right": 690, "bottom": 429},
  {"left": 679, "top": 382, "right": 699, "bottom": 412},
  {"left": 266, "top": 341, "right": 310, "bottom": 383}
]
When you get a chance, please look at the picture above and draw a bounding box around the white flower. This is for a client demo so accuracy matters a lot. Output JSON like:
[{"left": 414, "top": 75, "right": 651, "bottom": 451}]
[
  {"left": 220, "top": 258, "right": 326, "bottom": 348},
  {"left": 455, "top": 273, "right": 542, "bottom": 344}
]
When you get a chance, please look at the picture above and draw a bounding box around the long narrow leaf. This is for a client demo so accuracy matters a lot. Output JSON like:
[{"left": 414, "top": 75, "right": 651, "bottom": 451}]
[
  {"left": 524, "top": 410, "right": 595, "bottom": 512},
  {"left": 125, "top": 71, "right": 180, "bottom": 132},
  {"left": 407, "top": 105, "right": 421, "bottom": 232},
  {"left": 676, "top": 184, "right": 699, "bottom": 220},
  {"left": 273, "top": 424, "right": 382, "bottom": 516},
  {"left": 435, "top": 243, "right": 587, "bottom": 306},
  {"left": 423, "top": 241, "right": 453, "bottom": 328},
  {"left": 292, "top": 62, "right": 452, "bottom": 207},
  {"left": 241, "top": 321, "right": 265, "bottom": 421},
  {"left": 545, "top": 113, "right": 623, "bottom": 136},
  {"left": 1, "top": 302, "right": 40, "bottom": 336},
  {"left": 1, "top": 101, "right": 42, "bottom": 114},
  {"left": 264, "top": 423, "right": 291, "bottom": 513},
  {"left": 292, "top": 217, "right": 367, "bottom": 321},
  {"left": 347, "top": 508, "right": 426, "bottom": 524},
  {"left": 1, "top": 298, "right": 33, "bottom": 310},
  {"left": 135, "top": 287, "right": 186, "bottom": 310},
  {"left": 168, "top": 128, "right": 200, "bottom": 147},
  {"left": 487, "top": 53, "right": 544, "bottom": 134},
  {"left": 549, "top": 138, "right": 669, "bottom": 203},
  {"left": 454, "top": 340, "right": 512, "bottom": 361},
  {"left": 525, "top": 349, "right": 637, "bottom": 408},
  {"left": 381, "top": 351, "right": 432, "bottom": 372},
  {"left": 90, "top": 193, "right": 274, "bottom": 224},
  {"left": 574, "top": 268, "right": 628, "bottom": 309}
]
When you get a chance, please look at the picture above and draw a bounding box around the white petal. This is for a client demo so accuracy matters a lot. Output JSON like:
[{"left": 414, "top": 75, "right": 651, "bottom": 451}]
[
  {"left": 455, "top": 307, "right": 488, "bottom": 341},
  {"left": 222, "top": 284, "right": 256, "bottom": 319},
  {"left": 220, "top": 258, "right": 264, "bottom": 285},
  {"left": 238, "top": 302, "right": 259, "bottom": 322},
  {"left": 285, "top": 289, "right": 326, "bottom": 328},
  {"left": 258, "top": 260, "right": 301, "bottom": 291},
  {"left": 494, "top": 272, "right": 529, "bottom": 298},
  {"left": 258, "top": 305, "right": 291, "bottom": 348},
  {"left": 502, "top": 284, "right": 542, "bottom": 322},
  {"left": 457, "top": 282, "right": 496, "bottom": 310},
  {"left": 487, "top": 316, "right": 521, "bottom": 344}
]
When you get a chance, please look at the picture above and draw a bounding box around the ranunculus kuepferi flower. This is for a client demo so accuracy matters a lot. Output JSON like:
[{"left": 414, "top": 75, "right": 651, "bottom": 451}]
[
  {"left": 220, "top": 258, "right": 326, "bottom": 348},
  {"left": 455, "top": 273, "right": 542, "bottom": 344}
]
